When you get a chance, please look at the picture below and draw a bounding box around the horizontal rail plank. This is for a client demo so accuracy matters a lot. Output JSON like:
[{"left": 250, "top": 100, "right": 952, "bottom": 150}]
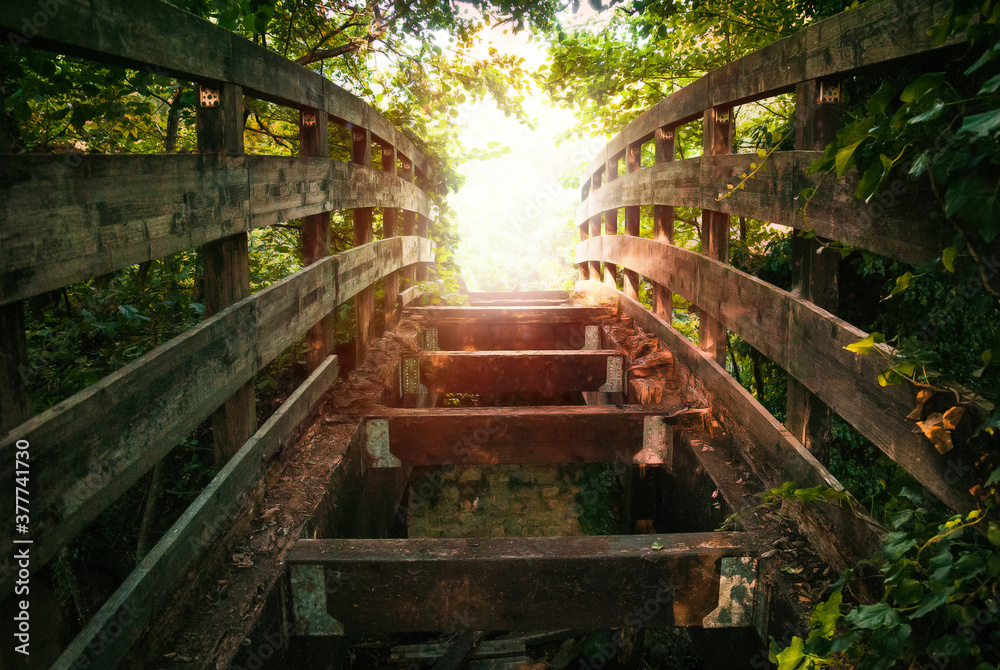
[
  {"left": 0, "top": 154, "right": 431, "bottom": 303},
  {"left": 407, "top": 350, "right": 623, "bottom": 395},
  {"left": 577, "top": 281, "right": 884, "bottom": 572},
  {"left": 432, "top": 323, "right": 596, "bottom": 351},
  {"left": 52, "top": 354, "right": 337, "bottom": 670},
  {"left": 403, "top": 306, "right": 611, "bottom": 325},
  {"left": 576, "top": 153, "right": 939, "bottom": 265},
  {"left": 0, "top": 0, "right": 427, "bottom": 171},
  {"left": 287, "top": 533, "right": 755, "bottom": 630},
  {"left": 363, "top": 405, "right": 692, "bottom": 466},
  {"left": 0, "top": 236, "right": 432, "bottom": 590},
  {"left": 576, "top": 239, "right": 974, "bottom": 515},
  {"left": 580, "top": 0, "right": 955, "bottom": 188}
]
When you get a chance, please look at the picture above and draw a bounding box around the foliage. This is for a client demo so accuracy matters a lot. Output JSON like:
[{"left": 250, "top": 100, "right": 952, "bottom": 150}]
[
  {"left": 572, "top": 463, "right": 622, "bottom": 535},
  {"left": 771, "top": 487, "right": 1000, "bottom": 670}
]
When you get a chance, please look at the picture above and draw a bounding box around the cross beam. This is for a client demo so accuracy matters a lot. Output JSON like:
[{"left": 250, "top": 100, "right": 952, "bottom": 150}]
[
  {"left": 403, "top": 306, "right": 611, "bottom": 325},
  {"left": 287, "top": 534, "right": 759, "bottom": 633}
]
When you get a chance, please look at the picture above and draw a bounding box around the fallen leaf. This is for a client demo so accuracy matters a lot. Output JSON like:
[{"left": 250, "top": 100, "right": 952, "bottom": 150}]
[
  {"left": 907, "top": 389, "right": 935, "bottom": 420},
  {"left": 943, "top": 406, "right": 965, "bottom": 430}
]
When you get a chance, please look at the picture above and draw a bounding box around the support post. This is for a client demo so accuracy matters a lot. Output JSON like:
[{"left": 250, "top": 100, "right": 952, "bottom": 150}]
[
  {"left": 624, "top": 142, "right": 642, "bottom": 300},
  {"left": 400, "top": 157, "right": 417, "bottom": 288},
  {"left": 589, "top": 170, "right": 603, "bottom": 283},
  {"left": 300, "top": 109, "right": 334, "bottom": 372},
  {"left": 699, "top": 106, "right": 733, "bottom": 365},
  {"left": 197, "top": 82, "right": 255, "bottom": 466},
  {"left": 416, "top": 209, "right": 430, "bottom": 283},
  {"left": 382, "top": 144, "right": 400, "bottom": 329},
  {"left": 786, "top": 79, "right": 842, "bottom": 464},
  {"left": 604, "top": 157, "right": 620, "bottom": 291},
  {"left": 352, "top": 127, "right": 374, "bottom": 364},
  {"left": 652, "top": 127, "right": 675, "bottom": 320}
]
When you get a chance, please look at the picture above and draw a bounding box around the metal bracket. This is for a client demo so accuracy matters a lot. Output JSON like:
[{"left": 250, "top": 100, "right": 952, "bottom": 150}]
[
  {"left": 290, "top": 564, "right": 345, "bottom": 636},
  {"left": 366, "top": 419, "right": 400, "bottom": 468},
  {"left": 198, "top": 86, "right": 220, "bottom": 108},
  {"left": 703, "top": 557, "right": 759, "bottom": 628},
  {"left": 301, "top": 111, "right": 317, "bottom": 127},
  {"left": 400, "top": 358, "right": 427, "bottom": 395},
  {"left": 716, "top": 110, "right": 731, "bottom": 124},
  {"left": 818, "top": 81, "right": 841, "bottom": 104},
  {"left": 634, "top": 417, "right": 672, "bottom": 467},
  {"left": 422, "top": 327, "right": 439, "bottom": 351},
  {"left": 583, "top": 325, "right": 600, "bottom": 350},
  {"left": 598, "top": 356, "right": 624, "bottom": 393}
]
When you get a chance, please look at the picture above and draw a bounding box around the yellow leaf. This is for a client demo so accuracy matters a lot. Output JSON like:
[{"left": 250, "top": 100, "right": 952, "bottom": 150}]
[{"left": 757, "top": 148, "right": 767, "bottom": 158}]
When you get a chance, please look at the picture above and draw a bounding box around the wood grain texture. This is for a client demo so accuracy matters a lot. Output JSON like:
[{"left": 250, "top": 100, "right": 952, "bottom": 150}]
[
  {"left": 0, "top": 236, "right": 430, "bottom": 590},
  {"left": 0, "top": 154, "right": 431, "bottom": 304},
  {"left": 575, "top": 152, "right": 939, "bottom": 265},
  {"left": 578, "top": 0, "right": 955, "bottom": 190},
  {"left": 52, "top": 355, "right": 337, "bottom": 670},
  {"left": 0, "top": 0, "right": 428, "bottom": 173},
  {"left": 403, "top": 306, "right": 611, "bottom": 325},
  {"left": 364, "top": 405, "right": 688, "bottom": 466},
  {"left": 287, "top": 533, "right": 754, "bottom": 630},
  {"left": 575, "top": 239, "right": 976, "bottom": 516},
  {"left": 576, "top": 281, "right": 884, "bottom": 572}
]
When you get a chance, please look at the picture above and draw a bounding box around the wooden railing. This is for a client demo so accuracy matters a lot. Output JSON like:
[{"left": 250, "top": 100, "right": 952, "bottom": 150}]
[
  {"left": 576, "top": 0, "right": 973, "bottom": 564},
  {"left": 0, "top": 0, "right": 435, "bottom": 666}
]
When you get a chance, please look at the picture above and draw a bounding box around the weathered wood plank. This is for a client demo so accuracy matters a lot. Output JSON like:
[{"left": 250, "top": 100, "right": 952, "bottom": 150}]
[
  {"left": 576, "top": 281, "right": 884, "bottom": 572},
  {"left": 434, "top": 323, "right": 593, "bottom": 351},
  {"left": 0, "top": 0, "right": 427, "bottom": 173},
  {"left": 574, "top": 152, "right": 938, "bottom": 265},
  {"left": 364, "top": 405, "right": 689, "bottom": 466},
  {"left": 578, "top": 0, "right": 955, "bottom": 191},
  {"left": 287, "top": 533, "right": 755, "bottom": 631},
  {"left": 403, "top": 306, "right": 611, "bottom": 325},
  {"left": 464, "top": 291, "right": 571, "bottom": 303},
  {"left": 52, "top": 355, "right": 337, "bottom": 670},
  {"left": 0, "top": 154, "right": 431, "bottom": 304},
  {"left": 408, "top": 351, "right": 624, "bottom": 395},
  {"left": 575, "top": 238, "right": 975, "bottom": 517},
  {"left": 0, "top": 236, "right": 430, "bottom": 591},
  {"left": 699, "top": 106, "right": 732, "bottom": 366},
  {"left": 0, "top": 302, "right": 31, "bottom": 435}
]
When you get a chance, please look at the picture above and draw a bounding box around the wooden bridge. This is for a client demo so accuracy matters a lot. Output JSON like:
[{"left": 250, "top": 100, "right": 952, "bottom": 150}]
[{"left": 0, "top": 0, "right": 979, "bottom": 667}]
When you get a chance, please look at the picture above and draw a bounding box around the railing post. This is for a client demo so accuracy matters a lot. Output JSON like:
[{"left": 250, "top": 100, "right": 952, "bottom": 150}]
[
  {"left": 197, "top": 82, "right": 256, "bottom": 466},
  {"left": 0, "top": 303, "right": 31, "bottom": 435},
  {"left": 352, "top": 126, "right": 374, "bottom": 364},
  {"left": 700, "top": 105, "right": 733, "bottom": 365},
  {"left": 652, "top": 127, "right": 675, "bottom": 320},
  {"left": 604, "top": 157, "right": 620, "bottom": 291},
  {"left": 382, "top": 144, "right": 400, "bottom": 329},
  {"left": 299, "top": 108, "right": 334, "bottom": 372},
  {"left": 786, "top": 79, "right": 842, "bottom": 464},
  {"left": 589, "top": 169, "right": 604, "bottom": 283},
  {"left": 400, "top": 157, "right": 417, "bottom": 288},
  {"left": 415, "top": 168, "right": 431, "bottom": 283},
  {"left": 624, "top": 142, "right": 642, "bottom": 300}
]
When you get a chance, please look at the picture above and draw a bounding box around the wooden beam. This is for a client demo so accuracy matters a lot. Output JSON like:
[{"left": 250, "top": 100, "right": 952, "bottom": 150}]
[
  {"left": 197, "top": 82, "right": 256, "bottom": 467},
  {"left": 575, "top": 239, "right": 975, "bottom": 516},
  {"left": 0, "top": 154, "right": 432, "bottom": 305},
  {"left": 404, "top": 351, "right": 624, "bottom": 395},
  {"left": 699, "top": 106, "right": 732, "bottom": 366},
  {"left": 381, "top": 144, "right": 400, "bottom": 329},
  {"left": 399, "top": 156, "right": 417, "bottom": 288},
  {"left": 432, "top": 323, "right": 596, "bottom": 351},
  {"left": 652, "top": 127, "right": 675, "bottom": 320},
  {"left": 589, "top": 170, "right": 603, "bottom": 282},
  {"left": 363, "top": 405, "right": 692, "bottom": 467},
  {"left": 576, "top": 281, "right": 884, "bottom": 573},
  {"left": 52, "top": 355, "right": 337, "bottom": 670},
  {"left": 0, "top": 0, "right": 428, "bottom": 174},
  {"left": 0, "top": 301, "right": 31, "bottom": 435},
  {"left": 604, "top": 156, "right": 620, "bottom": 291},
  {"left": 576, "top": 0, "right": 955, "bottom": 192},
  {"left": 403, "top": 306, "right": 610, "bottom": 326},
  {"left": 464, "top": 291, "right": 570, "bottom": 302},
  {"left": 287, "top": 533, "right": 756, "bottom": 631},
  {"left": 0, "top": 236, "right": 431, "bottom": 592},
  {"left": 352, "top": 127, "right": 374, "bottom": 364},
  {"left": 624, "top": 141, "right": 642, "bottom": 300}
]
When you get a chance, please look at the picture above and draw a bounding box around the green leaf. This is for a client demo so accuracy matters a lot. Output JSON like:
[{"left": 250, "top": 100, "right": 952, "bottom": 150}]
[
  {"left": 980, "top": 73, "right": 1000, "bottom": 95},
  {"left": 865, "top": 81, "right": 896, "bottom": 117},
  {"left": 912, "top": 586, "right": 955, "bottom": 618},
  {"left": 810, "top": 591, "right": 843, "bottom": 638},
  {"left": 651, "top": 541, "right": 664, "bottom": 550},
  {"left": 907, "top": 99, "right": 945, "bottom": 125},
  {"left": 892, "top": 578, "right": 924, "bottom": 606},
  {"left": 844, "top": 602, "right": 900, "bottom": 629},
  {"left": 835, "top": 138, "right": 867, "bottom": 177},
  {"left": 889, "top": 271, "right": 916, "bottom": 297},
  {"left": 942, "top": 245, "right": 958, "bottom": 272},
  {"left": 854, "top": 159, "right": 885, "bottom": 201},
  {"left": 774, "top": 636, "right": 806, "bottom": 670},
  {"left": 959, "top": 109, "right": 1000, "bottom": 138},
  {"left": 900, "top": 72, "right": 945, "bottom": 104},
  {"left": 845, "top": 332, "right": 885, "bottom": 355}
]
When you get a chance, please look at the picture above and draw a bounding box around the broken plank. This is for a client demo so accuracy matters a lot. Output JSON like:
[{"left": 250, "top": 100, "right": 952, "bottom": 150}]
[
  {"left": 363, "top": 405, "right": 691, "bottom": 467},
  {"left": 287, "top": 533, "right": 756, "bottom": 631},
  {"left": 404, "top": 351, "right": 624, "bottom": 395}
]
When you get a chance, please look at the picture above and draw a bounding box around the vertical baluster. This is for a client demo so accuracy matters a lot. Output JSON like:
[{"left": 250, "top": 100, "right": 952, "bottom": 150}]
[
  {"left": 352, "top": 127, "right": 374, "bottom": 363},
  {"left": 382, "top": 144, "right": 400, "bottom": 329},
  {"left": 652, "top": 127, "right": 675, "bottom": 320},
  {"left": 604, "top": 156, "right": 620, "bottom": 291},
  {"left": 699, "top": 105, "right": 733, "bottom": 365},
  {"left": 400, "top": 156, "right": 417, "bottom": 288},
  {"left": 624, "top": 142, "right": 642, "bottom": 300},
  {"left": 589, "top": 169, "right": 604, "bottom": 283},
  {"left": 299, "top": 108, "right": 334, "bottom": 372},
  {"left": 786, "top": 79, "right": 842, "bottom": 464},
  {"left": 197, "top": 82, "right": 256, "bottom": 466}
]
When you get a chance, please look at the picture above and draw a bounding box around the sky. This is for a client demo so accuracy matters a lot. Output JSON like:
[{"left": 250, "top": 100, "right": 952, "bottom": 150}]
[{"left": 445, "top": 16, "right": 610, "bottom": 291}]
